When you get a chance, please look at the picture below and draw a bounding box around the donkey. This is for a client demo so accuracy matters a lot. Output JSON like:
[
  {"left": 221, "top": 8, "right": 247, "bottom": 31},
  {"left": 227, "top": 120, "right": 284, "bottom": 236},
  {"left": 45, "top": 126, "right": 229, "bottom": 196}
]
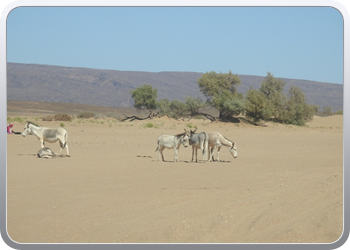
[
  {"left": 207, "top": 131, "right": 237, "bottom": 162},
  {"left": 155, "top": 129, "right": 190, "bottom": 162},
  {"left": 188, "top": 129, "right": 208, "bottom": 163},
  {"left": 37, "top": 147, "right": 57, "bottom": 159},
  {"left": 22, "top": 121, "right": 69, "bottom": 156}
]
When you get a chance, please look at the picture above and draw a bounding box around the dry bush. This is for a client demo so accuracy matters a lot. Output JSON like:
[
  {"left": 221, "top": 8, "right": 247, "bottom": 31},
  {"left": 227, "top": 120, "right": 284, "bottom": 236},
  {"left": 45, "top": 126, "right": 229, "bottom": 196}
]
[
  {"left": 42, "top": 115, "right": 54, "bottom": 121},
  {"left": 42, "top": 114, "right": 72, "bottom": 122},
  {"left": 54, "top": 114, "right": 73, "bottom": 121}
]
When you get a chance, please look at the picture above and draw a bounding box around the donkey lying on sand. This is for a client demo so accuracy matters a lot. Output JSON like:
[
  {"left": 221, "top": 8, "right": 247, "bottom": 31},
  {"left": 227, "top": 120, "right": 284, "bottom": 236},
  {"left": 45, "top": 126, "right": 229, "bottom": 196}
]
[
  {"left": 22, "top": 121, "right": 69, "bottom": 156},
  {"left": 207, "top": 131, "right": 237, "bottom": 162},
  {"left": 155, "top": 129, "right": 190, "bottom": 162},
  {"left": 37, "top": 147, "right": 57, "bottom": 159}
]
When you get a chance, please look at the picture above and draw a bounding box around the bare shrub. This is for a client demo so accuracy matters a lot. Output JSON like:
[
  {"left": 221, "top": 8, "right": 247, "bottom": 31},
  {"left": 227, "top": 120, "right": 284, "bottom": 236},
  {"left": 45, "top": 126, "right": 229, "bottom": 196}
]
[
  {"left": 42, "top": 115, "right": 54, "bottom": 121},
  {"left": 42, "top": 114, "right": 72, "bottom": 121},
  {"left": 94, "top": 113, "right": 105, "bottom": 119},
  {"left": 54, "top": 114, "right": 73, "bottom": 121}
]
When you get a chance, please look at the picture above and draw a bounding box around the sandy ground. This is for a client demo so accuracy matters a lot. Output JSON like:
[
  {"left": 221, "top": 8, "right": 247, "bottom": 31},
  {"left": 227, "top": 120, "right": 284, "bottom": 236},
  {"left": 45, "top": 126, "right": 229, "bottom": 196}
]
[{"left": 6, "top": 115, "right": 343, "bottom": 243}]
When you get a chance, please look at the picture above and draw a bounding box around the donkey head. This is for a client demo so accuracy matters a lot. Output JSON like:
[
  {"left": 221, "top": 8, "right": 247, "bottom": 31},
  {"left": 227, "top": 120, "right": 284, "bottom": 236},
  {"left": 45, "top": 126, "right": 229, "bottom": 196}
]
[
  {"left": 229, "top": 142, "right": 238, "bottom": 158},
  {"left": 185, "top": 128, "right": 198, "bottom": 145},
  {"left": 22, "top": 122, "right": 32, "bottom": 137},
  {"left": 181, "top": 134, "right": 189, "bottom": 148},
  {"left": 183, "top": 129, "right": 191, "bottom": 137}
]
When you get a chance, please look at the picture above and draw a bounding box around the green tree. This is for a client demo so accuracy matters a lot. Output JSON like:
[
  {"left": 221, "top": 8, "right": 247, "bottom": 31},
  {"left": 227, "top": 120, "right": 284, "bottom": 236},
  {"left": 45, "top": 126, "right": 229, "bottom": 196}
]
[
  {"left": 185, "top": 97, "right": 207, "bottom": 117},
  {"left": 169, "top": 100, "right": 188, "bottom": 119},
  {"left": 211, "top": 92, "right": 245, "bottom": 119},
  {"left": 259, "top": 72, "right": 287, "bottom": 120},
  {"left": 197, "top": 71, "right": 243, "bottom": 120},
  {"left": 157, "top": 98, "right": 189, "bottom": 119},
  {"left": 130, "top": 85, "right": 158, "bottom": 116},
  {"left": 336, "top": 109, "right": 343, "bottom": 115},
  {"left": 322, "top": 106, "right": 333, "bottom": 116},
  {"left": 279, "top": 86, "right": 318, "bottom": 125},
  {"left": 244, "top": 72, "right": 317, "bottom": 126},
  {"left": 245, "top": 88, "right": 273, "bottom": 123},
  {"left": 157, "top": 98, "right": 171, "bottom": 117}
]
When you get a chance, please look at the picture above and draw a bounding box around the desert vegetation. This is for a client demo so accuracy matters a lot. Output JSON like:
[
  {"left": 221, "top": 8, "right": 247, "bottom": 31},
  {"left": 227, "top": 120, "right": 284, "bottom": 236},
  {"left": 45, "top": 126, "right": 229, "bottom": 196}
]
[
  {"left": 76, "top": 112, "right": 95, "bottom": 119},
  {"left": 128, "top": 72, "right": 320, "bottom": 126},
  {"left": 42, "top": 113, "right": 73, "bottom": 121}
]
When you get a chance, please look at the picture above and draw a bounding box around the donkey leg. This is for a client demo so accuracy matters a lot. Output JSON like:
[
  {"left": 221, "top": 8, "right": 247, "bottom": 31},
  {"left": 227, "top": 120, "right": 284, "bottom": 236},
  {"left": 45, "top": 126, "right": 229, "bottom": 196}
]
[
  {"left": 191, "top": 147, "right": 195, "bottom": 162},
  {"left": 174, "top": 148, "right": 178, "bottom": 162},
  {"left": 202, "top": 140, "right": 208, "bottom": 163},
  {"left": 65, "top": 144, "right": 69, "bottom": 156},
  {"left": 217, "top": 146, "right": 222, "bottom": 162},
  {"left": 212, "top": 146, "right": 218, "bottom": 161},
  {"left": 59, "top": 141, "right": 64, "bottom": 155},
  {"left": 61, "top": 139, "right": 69, "bottom": 156},
  {"left": 208, "top": 147, "right": 214, "bottom": 162},
  {"left": 160, "top": 149, "right": 165, "bottom": 161},
  {"left": 201, "top": 145, "right": 207, "bottom": 163}
]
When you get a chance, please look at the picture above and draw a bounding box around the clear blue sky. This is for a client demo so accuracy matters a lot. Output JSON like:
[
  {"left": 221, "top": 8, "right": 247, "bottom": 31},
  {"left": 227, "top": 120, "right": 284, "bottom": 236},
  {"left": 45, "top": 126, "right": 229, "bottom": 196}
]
[{"left": 7, "top": 7, "right": 344, "bottom": 84}]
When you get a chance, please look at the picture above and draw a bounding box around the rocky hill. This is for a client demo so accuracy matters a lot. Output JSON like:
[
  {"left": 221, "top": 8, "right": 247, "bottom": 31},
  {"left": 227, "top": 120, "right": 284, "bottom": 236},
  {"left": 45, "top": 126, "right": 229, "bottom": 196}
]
[{"left": 7, "top": 63, "right": 343, "bottom": 111}]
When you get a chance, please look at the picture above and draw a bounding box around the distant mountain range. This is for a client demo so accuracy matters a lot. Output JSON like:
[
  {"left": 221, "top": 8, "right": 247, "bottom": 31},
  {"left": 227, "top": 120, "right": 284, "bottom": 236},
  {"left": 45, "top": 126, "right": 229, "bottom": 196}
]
[{"left": 7, "top": 63, "right": 343, "bottom": 111}]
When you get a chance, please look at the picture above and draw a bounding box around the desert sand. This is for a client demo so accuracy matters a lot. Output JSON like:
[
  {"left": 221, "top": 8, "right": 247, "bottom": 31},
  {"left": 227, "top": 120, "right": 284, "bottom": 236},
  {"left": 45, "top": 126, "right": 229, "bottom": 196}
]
[{"left": 6, "top": 114, "right": 343, "bottom": 244}]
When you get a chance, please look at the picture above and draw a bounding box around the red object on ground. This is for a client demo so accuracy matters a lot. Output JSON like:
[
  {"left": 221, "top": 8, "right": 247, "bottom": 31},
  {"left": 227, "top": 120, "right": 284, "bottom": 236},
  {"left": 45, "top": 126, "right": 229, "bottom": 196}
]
[{"left": 7, "top": 124, "right": 13, "bottom": 134}]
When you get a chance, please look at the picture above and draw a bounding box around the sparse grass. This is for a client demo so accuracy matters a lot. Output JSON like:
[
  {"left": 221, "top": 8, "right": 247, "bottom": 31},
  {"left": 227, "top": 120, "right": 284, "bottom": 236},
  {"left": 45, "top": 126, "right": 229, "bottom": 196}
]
[
  {"left": 142, "top": 121, "right": 164, "bottom": 129},
  {"left": 7, "top": 117, "right": 24, "bottom": 123},
  {"left": 60, "top": 123, "right": 65, "bottom": 127},
  {"left": 144, "top": 123, "right": 154, "bottom": 128},
  {"left": 186, "top": 123, "right": 198, "bottom": 129},
  {"left": 77, "top": 112, "right": 95, "bottom": 119}
]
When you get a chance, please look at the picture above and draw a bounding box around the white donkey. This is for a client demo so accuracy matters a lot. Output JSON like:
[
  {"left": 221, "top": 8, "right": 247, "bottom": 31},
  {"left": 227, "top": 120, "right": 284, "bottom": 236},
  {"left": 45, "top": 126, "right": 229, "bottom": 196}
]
[
  {"left": 207, "top": 131, "right": 237, "bottom": 162},
  {"left": 188, "top": 129, "right": 208, "bottom": 163},
  {"left": 22, "top": 121, "right": 69, "bottom": 156},
  {"left": 155, "top": 129, "right": 190, "bottom": 162}
]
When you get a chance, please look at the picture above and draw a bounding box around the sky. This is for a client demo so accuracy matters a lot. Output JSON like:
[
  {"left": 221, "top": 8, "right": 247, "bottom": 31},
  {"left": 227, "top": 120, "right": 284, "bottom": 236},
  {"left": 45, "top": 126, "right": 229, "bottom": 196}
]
[{"left": 6, "top": 6, "right": 344, "bottom": 84}]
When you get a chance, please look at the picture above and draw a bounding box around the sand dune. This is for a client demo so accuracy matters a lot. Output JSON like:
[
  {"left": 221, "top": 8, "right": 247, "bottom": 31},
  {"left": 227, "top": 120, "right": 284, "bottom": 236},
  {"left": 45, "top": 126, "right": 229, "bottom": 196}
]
[
  {"left": 307, "top": 115, "right": 343, "bottom": 128},
  {"left": 6, "top": 114, "right": 343, "bottom": 244}
]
